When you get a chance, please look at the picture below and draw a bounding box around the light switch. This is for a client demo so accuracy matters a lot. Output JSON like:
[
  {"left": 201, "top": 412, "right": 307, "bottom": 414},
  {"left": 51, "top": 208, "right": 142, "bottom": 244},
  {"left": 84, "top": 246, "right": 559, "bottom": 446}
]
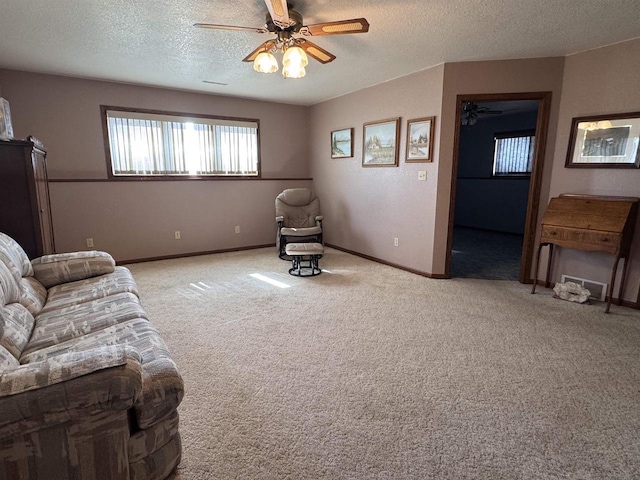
[{"left": 418, "top": 171, "right": 427, "bottom": 181}]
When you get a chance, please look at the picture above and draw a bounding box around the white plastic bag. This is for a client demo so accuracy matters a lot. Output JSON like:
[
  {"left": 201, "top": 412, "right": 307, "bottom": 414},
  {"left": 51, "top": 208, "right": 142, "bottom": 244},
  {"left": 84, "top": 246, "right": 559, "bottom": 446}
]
[{"left": 553, "top": 281, "right": 591, "bottom": 304}]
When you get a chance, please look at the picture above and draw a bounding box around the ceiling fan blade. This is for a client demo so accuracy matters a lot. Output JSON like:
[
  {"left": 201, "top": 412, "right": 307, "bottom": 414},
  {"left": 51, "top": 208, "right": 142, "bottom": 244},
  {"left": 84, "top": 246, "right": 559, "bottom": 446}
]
[
  {"left": 194, "top": 23, "right": 268, "bottom": 34},
  {"left": 296, "top": 39, "right": 336, "bottom": 64},
  {"left": 242, "top": 41, "right": 276, "bottom": 62},
  {"left": 302, "top": 18, "right": 369, "bottom": 36},
  {"left": 264, "top": 0, "right": 291, "bottom": 29}
]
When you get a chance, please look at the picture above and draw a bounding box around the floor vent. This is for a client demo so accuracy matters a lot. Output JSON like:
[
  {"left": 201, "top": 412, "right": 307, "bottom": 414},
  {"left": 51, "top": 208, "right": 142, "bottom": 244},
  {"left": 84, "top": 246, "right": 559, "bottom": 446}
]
[{"left": 561, "top": 275, "right": 607, "bottom": 301}]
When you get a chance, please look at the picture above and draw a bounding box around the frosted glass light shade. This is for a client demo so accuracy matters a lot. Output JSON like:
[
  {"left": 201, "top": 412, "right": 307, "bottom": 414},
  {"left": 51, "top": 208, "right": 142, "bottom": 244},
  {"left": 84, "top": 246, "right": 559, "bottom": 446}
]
[
  {"left": 282, "top": 46, "right": 308, "bottom": 68},
  {"left": 282, "top": 65, "right": 306, "bottom": 79},
  {"left": 254, "top": 52, "right": 278, "bottom": 73}
]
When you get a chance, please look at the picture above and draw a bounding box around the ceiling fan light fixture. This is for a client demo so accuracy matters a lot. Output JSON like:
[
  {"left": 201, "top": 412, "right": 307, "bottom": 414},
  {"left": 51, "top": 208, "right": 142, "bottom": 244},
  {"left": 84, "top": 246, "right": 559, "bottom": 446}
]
[
  {"left": 282, "top": 64, "right": 306, "bottom": 79},
  {"left": 282, "top": 46, "right": 308, "bottom": 68},
  {"left": 253, "top": 51, "right": 278, "bottom": 73},
  {"left": 197, "top": 2, "right": 370, "bottom": 80},
  {"left": 461, "top": 114, "right": 477, "bottom": 126}
]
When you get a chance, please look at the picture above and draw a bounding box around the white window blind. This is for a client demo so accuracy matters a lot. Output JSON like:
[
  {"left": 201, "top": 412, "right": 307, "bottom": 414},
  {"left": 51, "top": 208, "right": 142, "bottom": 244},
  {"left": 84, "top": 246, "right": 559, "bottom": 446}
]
[
  {"left": 105, "top": 109, "right": 259, "bottom": 177},
  {"left": 493, "top": 132, "right": 535, "bottom": 176}
]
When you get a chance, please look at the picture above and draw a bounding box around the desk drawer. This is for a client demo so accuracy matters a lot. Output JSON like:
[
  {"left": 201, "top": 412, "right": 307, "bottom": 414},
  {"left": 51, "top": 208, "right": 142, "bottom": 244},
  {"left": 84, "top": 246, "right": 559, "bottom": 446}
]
[{"left": 541, "top": 225, "right": 621, "bottom": 253}]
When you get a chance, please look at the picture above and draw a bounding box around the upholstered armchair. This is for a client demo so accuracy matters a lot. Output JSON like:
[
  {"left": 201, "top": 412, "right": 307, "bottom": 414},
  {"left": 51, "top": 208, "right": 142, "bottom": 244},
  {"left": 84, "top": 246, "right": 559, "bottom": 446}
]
[{"left": 275, "top": 188, "right": 323, "bottom": 259}]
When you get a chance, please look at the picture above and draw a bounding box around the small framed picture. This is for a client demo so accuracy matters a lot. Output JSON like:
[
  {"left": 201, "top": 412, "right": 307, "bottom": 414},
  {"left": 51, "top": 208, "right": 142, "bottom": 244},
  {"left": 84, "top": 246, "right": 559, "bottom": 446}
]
[
  {"left": 566, "top": 112, "right": 640, "bottom": 168},
  {"left": 362, "top": 117, "right": 400, "bottom": 167},
  {"left": 406, "top": 116, "right": 435, "bottom": 163},
  {"left": 0, "top": 97, "right": 14, "bottom": 140},
  {"left": 331, "top": 127, "right": 353, "bottom": 158}
]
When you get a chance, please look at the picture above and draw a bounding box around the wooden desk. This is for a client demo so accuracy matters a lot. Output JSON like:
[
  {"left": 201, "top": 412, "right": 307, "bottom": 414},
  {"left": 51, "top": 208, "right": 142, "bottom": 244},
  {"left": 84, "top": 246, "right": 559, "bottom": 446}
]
[{"left": 532, "top": 194, "right": 639, "bottom": 312}]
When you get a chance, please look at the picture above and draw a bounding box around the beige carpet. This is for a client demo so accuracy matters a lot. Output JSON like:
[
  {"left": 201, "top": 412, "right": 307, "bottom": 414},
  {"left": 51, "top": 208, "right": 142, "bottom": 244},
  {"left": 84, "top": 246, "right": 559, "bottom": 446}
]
[{"left": 127, "top": 248, "right": 640, "bottom": 479}]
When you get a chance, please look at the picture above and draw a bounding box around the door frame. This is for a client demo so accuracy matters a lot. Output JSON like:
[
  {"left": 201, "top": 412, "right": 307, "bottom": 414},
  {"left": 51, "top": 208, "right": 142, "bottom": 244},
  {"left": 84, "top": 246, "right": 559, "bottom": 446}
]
[{"left": 444, "top": 91, "right": 552, "bottom": 283}]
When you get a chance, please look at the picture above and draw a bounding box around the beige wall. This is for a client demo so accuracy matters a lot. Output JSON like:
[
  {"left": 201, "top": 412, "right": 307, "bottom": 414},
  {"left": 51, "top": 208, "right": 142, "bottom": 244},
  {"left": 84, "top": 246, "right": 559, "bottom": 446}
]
[
  {"left": 308, "top": 65, "right": 445, "bottom": 274},
  {"left": 544, "top": 38, "right": 640, "bottom": 303},
  {"left": 0, "top": 69, "right": 310, "bottom": 261},
  {"left": 47, "top": 180, "right": 310, "bottom": 261},
  {"left": 308, "top": 57, "right": 565, "bottom": 277}
]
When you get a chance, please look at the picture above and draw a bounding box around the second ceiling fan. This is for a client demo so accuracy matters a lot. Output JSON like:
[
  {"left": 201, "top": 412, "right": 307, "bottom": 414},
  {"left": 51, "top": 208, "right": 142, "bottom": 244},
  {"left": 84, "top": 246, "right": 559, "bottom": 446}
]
[
  {"left": 194, "top": 0, "right": 369, "bottom": 78},
  {"left": 461, "top": 102, "right": 517, "bottom": 126}
]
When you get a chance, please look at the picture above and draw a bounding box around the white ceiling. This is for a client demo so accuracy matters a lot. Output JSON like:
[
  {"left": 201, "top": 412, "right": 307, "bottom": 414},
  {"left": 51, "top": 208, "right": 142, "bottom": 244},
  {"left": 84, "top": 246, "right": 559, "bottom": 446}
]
[{"left": 1, "top": 1, "right": 639, "bottom": 106}]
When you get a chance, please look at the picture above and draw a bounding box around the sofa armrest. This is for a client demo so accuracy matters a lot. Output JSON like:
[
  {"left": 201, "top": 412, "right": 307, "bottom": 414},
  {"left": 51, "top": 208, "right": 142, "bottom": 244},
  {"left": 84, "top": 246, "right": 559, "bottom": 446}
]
[
  {"left": 32, "top": 251, "right": 116, "bottom": 288},
  {"left": 0, "top": 346, "right": 143, "bottom": 437}
]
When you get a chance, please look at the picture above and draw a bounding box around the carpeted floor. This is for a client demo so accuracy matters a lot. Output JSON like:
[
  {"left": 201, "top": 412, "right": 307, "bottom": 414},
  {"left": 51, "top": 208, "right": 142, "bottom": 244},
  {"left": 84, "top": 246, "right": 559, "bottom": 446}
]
[
  {"left": 127, "top": 248, "right": 640, "bottom": 480},
  {"left": 451, "top": 226, "right": 524, "bottom": 281}
]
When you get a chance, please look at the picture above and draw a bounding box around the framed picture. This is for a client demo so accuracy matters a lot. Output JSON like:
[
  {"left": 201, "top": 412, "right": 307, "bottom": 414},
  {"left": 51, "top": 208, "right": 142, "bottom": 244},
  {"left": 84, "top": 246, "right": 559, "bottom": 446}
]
[
  {"left": 406, "top": 116, "right": 435, "bottom": 162},
  {"left": 362, "top": 117, "right": 400, "bottom": 167},
  {"left": 331, "top": 127, "right": 353, "bottom": 158},
  {"left": 0, "top": 97, "right": 14, "bottom": 140},
  {"left": 566, "top": 112, "right": 640, "bottom": 168}
]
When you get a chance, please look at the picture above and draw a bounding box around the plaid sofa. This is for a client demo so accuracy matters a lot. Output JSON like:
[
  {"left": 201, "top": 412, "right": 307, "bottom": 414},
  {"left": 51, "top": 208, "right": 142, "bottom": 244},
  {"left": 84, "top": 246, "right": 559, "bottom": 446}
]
[{"left": 0, "top": 233, "right": 183, "bottom": 480}]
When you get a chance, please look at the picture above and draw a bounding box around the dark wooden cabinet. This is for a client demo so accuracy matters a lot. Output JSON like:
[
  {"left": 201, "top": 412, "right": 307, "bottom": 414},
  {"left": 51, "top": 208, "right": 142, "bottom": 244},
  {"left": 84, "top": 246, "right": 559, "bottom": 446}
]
[{"left": 0, "top": 137, "right": 55, "bottom": 258}]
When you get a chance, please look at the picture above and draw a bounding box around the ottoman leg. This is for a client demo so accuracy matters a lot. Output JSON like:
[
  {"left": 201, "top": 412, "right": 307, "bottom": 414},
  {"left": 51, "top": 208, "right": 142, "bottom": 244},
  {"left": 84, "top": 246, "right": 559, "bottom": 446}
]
[{"left": 289, "top": 255, "right": 304, "bottom": 276}]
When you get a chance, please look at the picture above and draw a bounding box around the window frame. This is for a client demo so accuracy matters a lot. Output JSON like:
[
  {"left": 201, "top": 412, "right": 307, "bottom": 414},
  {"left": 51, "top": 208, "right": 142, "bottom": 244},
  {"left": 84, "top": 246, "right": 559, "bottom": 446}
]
[
  {"left": 491, "top": 129, "right": 536, "bottom": 178},
  {"left": 100, "top": 105, "right": 262, "bottom": 180}
]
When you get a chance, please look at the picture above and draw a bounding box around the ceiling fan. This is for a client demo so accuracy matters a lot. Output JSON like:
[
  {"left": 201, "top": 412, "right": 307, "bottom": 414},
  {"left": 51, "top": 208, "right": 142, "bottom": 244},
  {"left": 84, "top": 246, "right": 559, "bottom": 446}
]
[
  {"left": 461, "top": 102, "right": 517, "bottom": 125},
  {"left": 194, "top": 0, "right": 369, "bottom": 78}
]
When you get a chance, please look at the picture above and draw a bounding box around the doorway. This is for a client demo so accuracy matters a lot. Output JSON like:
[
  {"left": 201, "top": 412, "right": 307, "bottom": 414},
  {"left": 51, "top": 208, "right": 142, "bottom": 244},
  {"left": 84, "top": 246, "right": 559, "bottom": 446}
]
[{"left": 445, "top": 92, "right": 552, "bottom": 283}]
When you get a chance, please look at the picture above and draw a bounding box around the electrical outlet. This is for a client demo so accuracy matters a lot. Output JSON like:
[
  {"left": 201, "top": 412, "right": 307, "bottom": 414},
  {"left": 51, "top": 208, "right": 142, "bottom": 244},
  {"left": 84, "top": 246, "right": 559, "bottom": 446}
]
[
  {"left": 86, "top": 237, "right": 94, "bottom": 248},
  {"left": 394, "top": 237, "right": 399, "bottom": 247},
  {"left": 234, "top": 225, "right": 240, "bottom": 234},
  {"left": 174, "top": 231, "right": 181, "bottom": 240},
  {"left": 418, "top": 171, "right": 427, "bottom": 181}
]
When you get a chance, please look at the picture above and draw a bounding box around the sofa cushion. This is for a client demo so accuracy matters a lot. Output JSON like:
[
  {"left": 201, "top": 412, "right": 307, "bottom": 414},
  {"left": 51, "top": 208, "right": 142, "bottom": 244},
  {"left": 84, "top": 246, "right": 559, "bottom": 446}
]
[
  {"left": 0, "top": 261, "right": 20, "bottom": 306},
  {"left": 20, "top": 277, "right": 47, "bottom": 317},
  {"left": 1, "top": 303, "right": 36, "bottom": 360},
  {"left": 40, "top": 267, "right": 139, "bottom": 314},
  {"left": 1, "top": 262, "right": 36, "bottom": 363},
  {"left": 0, "top": 233, "right": 33, "bottom": 279},
  {"left": 22, "top": 292, "right": 148, "bottom": 358},
  {"left": 21, "top": 319, "right": 183, "bottom": 430},
  {"left": 32, "top": 251, "right": 116, "bottom": 289},
  {"left": 0, "top": 345, "right": 19, "bottom": 369}
]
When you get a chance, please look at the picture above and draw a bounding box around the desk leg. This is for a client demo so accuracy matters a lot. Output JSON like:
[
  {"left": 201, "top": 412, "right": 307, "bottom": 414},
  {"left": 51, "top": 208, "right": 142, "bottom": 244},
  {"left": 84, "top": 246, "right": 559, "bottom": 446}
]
[
  {"left": 531, "top": 242, "right": 545, "bottom": 294},
  {"left": 545, "top": 244, "right": 554, "bottom": 289},
  {"left": 605, "top": 254, "right": 621, "bottom": 314},
  {"left": 617, "top": 256, "right": 629, "bottom": 307}
]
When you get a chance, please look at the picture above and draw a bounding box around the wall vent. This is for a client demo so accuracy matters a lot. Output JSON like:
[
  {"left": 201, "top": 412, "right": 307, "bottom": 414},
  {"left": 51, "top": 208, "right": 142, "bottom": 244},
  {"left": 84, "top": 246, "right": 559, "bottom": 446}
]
[{"left": 561, "top": 275, "right": 607, "bottom": 301}]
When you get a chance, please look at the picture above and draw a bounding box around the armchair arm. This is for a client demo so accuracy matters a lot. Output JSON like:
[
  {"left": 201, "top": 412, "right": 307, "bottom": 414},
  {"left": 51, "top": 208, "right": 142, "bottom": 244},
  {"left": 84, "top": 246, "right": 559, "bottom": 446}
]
[
  {"left": 0, "top": 346, "right": 143, "bottom": 436},
  {"left": 31, "top": 251, "right": 116, "bottom": 288},
  {"left": 315, "top": 215, "right": 323, "bottom": 228},
  {"left": 276, "top": 215, "right": 284, "bottom": 226}
]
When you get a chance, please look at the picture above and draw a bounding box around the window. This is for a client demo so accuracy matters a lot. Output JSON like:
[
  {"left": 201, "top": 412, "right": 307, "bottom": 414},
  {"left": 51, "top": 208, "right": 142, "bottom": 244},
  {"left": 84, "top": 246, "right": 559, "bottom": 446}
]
[
  {"left": 102, "top": 107, "right": 260, "bottom": 178},
  {"left": 493, "top": 130, "right": 535, "bottom": 176}
]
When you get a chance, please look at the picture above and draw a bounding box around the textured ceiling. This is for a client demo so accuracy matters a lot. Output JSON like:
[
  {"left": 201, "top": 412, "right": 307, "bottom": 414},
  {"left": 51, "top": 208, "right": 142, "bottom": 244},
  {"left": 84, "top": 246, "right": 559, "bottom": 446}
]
[{"left": 1, "top": 1, "right": 639, "bottom": 106}]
